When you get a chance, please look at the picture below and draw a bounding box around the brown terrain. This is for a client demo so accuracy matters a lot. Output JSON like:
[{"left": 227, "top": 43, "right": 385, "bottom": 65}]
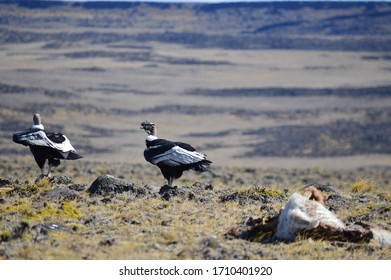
[{"left": 0, "top": 1, "right": 390, "bottom": 260}]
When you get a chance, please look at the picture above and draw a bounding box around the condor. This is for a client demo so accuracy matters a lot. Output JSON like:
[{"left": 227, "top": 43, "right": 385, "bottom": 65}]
[
  {"left": 140, "top": 120, "right": 211, "bottom": 187},
  {"left": 13, "top": 114, "right": 82, "bottom": 180}
]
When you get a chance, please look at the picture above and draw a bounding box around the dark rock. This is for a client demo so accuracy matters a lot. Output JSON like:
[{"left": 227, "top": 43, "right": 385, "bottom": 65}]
[
  {"left": 42, "top": 185, "right": 79, "bottom": 201},
  {"left": 161, "top": 220, "right": 171, "bottom": 227},
  {"left": 220, "top": 188, "right": 285, "bottom": 206},
  {"left": 0, "top": 178, "right": 19, "bottom": 187},
  {"left": 122, "top": 218, "right": 141, "bottom": 225},
  {"left": 32, "top": 223, "right": 73, "bottom": 235},
  {"left": 187, "top": 191, "right": 196, "bottom": 200},
  {"left": 101, "top": 197, "right": 112, "bottom": 203},
  {"left": 68, "top": 184, "right": 86, "bottom": 192},
  {"left": 99, "top": 237, "right": 115, "bottom": 246},
  {"left": 326, "top": 194, "right": 350, "bottom": 202},
  {"left": 260, "top": 204, "right": 276, "bottom": 215},
  {"left": 193, "top": 181, "right": 213, "bottom": 190},
  {"left": 159, "top": 184, "right": 177, "bottom": 194},
  {"left": 158, "top": 184, "right": 214, "bottom": 202},
  {"left": 159, "top": 185, "right": 179, "bottom": 201},
  {"left": 220, "top": 192, "right": 239, "bottom": 203},
  {"left": 88, "top": 174, "right": 139, "bottom": 196},
  {"left": 356, "top": 196, "right": 369, "bottom": 204},
  {"left": 306, "top": 183, "right": 337, "bottom": 193},
  {"left": 32, "top": 223, "right": 72, "bottom": 242},
  {"left": 325, "top": 194, "right": 351, "bottom": 211},
  {"left": 143, "top": 184, "right": 161, "bottom": 194},
  {"left": 83, "top": 216, "right": 98, "bottom": 226},
  {"left": 49, "top": 175, "right": 73, "bottom": 185},
  {"left": 378, "top": 206, "right": 391, "bottom": 215}
]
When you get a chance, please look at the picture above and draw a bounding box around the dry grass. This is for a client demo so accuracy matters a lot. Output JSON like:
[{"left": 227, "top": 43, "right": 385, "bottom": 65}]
[
  {"left": 0, "top": 2, "right": 390, "bottom": 260},
  {"left": 0, "top": 159, "right": 390, "bottom": 260},
  {"left": 351, "top": 179, "right": 376, "bottom": 193}
]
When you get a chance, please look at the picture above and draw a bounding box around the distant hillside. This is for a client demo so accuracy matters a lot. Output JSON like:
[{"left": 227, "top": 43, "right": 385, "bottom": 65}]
[
  {"left": 1, "top": 0, "right": 391, "bottom": 165},
  {"left": 1, "top": 0, "right": 391, "bottom": 51},
  {"left": 6, "top": 0, "right": 390, "bottom": 11}
]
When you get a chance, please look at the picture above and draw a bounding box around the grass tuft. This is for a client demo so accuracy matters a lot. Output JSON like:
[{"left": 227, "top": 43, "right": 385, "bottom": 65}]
[
  {"left": 36, "top": 177, "right": 51, "bottom": 188},
  {"left": 350, "top": 179, "right": 375, "bottom": 193},
  {"left": 0, "top": 231, "right": 12, "bottom": 242},
  {"left": 60, "top": 201, "right": 83, "bottom": 219}
]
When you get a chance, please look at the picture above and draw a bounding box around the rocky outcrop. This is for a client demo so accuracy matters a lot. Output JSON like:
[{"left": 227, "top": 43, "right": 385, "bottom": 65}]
[{"left": 88, "top": 174, "right": 144, "bottom": 197}]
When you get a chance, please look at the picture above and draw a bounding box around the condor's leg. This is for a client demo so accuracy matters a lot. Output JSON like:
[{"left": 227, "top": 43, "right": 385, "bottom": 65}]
[
  {"left": 167, "top": 177, "right": 174, "bottom": 188},
  {"left": 47, "top": 158, "right": 60, "bottom": 177}
]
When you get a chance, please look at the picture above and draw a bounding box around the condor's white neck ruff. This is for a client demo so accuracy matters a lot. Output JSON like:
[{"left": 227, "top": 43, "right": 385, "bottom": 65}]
[
  {"left": 146, "top": 135, "right": 158, "bottom": 142},
  {"left": 31, "top": 124, "right": 44, "bottom": 131}
]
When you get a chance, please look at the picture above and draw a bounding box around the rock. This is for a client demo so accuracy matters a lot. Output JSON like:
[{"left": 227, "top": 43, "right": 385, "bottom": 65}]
[
  {"left": 219, "top": 187, "right": 285, "bottom": 206},
  {"left": 122, "top": 218, "right": 141, "bottom": 225},
  {"left": 43, "top": 185, "right": 80, "bottom": 201},
  {"left": 158, "top": 184, "right": 215, "bottom": 202},
  {"left": 306, "top": 183, "right": 337, "bottom": 193},
  {"left": 193, "top": 181, "right": 213, "bottom": 190},
  {"left": 101, "top": 197, "right": 112, "bottom": 203},
  {"left": 68, "top": 184, "right": 86, "bottom": 192},
  {"left": 99, "top": 237, "right": 116, "bottom": 246},
  {"left": 50, "top": 175, "right": 73, "bottom": 185},
  {"left": 88, "top": 174, "right": 140, "bottom": 196},
  {"left": 220, "top": 192, "right": 239, "bottom": 203},
  {"left": 0, "top": 178, "right": 19, "bottom": 187},
  {"left": 32, "top": 223, "right": 73, "bottom": 235},
  {"left": 32, "top": 223, "right": 73, "bottom": 243},
  {"left": 143, "top": 184, "right": 161, "bottom": 194},
  {"left": 326, "top": 194, "right": 350, "bottom": 203},
  {"left": 159, "top": 185, "right": 179, "bottom": 201},
  {"left": 325, "top": 194, "right": 351, "bottom": 211}
]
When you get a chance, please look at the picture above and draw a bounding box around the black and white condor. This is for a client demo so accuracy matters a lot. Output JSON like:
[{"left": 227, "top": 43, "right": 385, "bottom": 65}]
[
  {"left": 13, "top": 114, "right": 82, "bottom": 179},
  {"left": 140, "top": 120, "right": 212, "bottom": 187}
]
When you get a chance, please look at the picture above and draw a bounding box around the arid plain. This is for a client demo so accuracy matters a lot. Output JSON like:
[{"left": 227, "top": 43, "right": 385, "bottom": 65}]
[{"left": 0, "top": 1, "right": 390, "bottom": 259}]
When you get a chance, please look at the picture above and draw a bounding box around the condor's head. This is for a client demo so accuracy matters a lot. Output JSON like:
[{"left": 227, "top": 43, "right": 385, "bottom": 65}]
[{"left": 140, "top": 120, "right": 156, "bottom": 136}]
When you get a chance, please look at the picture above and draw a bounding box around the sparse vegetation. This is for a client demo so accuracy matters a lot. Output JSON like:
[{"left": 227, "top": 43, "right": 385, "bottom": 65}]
[
  {"left": 0, "top": 1, "right": 390, "bottom": 260},
  {"left": 0, "top": 159, "right": 390, "bottom": 260},
  {"left": 351, "top": 179, "right": 376, "bottom": 193}
]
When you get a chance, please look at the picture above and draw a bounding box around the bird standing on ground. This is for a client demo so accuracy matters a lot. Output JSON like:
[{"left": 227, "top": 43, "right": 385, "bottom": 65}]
[
  {"left": 13, "top": 113, "right": 82, "bottom": 180},
  {"left": 140, "top": 120, "right": 212, "bottom": 187}
]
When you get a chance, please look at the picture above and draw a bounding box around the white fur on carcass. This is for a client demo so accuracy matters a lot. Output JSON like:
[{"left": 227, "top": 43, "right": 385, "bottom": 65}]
[
  {"left": 275, "top": 192, "right": 345, "bottom": 241},
  {"left": 274, "top": 188, "right": 391, "bottom": 247}
]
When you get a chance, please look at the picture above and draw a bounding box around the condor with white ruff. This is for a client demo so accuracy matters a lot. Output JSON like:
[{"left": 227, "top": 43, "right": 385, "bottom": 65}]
[
  {"left": 140, "top": 120, "right": 211, "bottom": 187},
  {"left": 13, "top": 114, "right": 82, "bottom": 179}
]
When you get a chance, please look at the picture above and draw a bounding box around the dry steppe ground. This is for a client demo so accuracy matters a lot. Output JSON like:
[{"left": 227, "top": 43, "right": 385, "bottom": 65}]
[
  {"left": 0, "top": 159, "right": 390, "bottom": 260},
  {"left": 0, "top": 1, "right": 390, "bottom": 259}
]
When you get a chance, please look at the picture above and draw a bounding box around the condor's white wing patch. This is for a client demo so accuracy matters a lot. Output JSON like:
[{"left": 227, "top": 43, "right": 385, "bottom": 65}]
[
  {"left": 150, "top": 145, "right": 206, "bottom": 166},
  {"left": 14, "top": 130, "right": 76, "bottom": 153}
]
